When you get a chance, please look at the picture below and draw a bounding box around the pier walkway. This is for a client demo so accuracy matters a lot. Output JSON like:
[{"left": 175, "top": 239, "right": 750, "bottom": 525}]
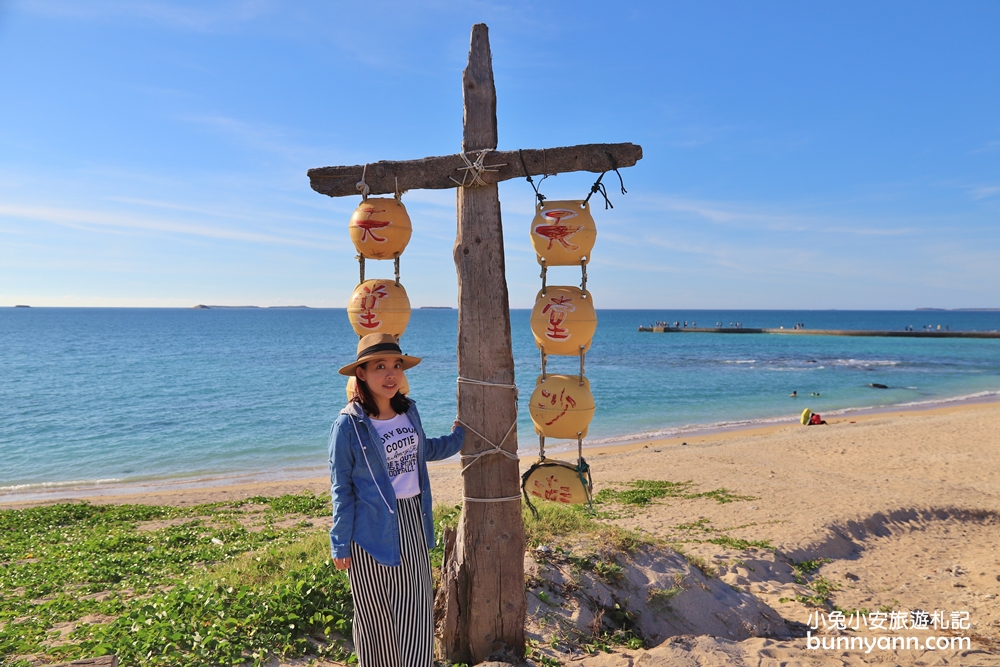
[{"left": 637, "top": 326, "right": 1000, "bottom": 339}]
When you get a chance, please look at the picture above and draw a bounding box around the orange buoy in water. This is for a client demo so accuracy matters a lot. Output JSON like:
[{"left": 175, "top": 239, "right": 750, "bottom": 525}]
[
  {"left": 529, "top": 374, "right": 595, "bottom": 440},
  {"left": 529, "top": 286, "right": 597, "bottom": 356},
  {"left": 347, "top": 279, "right": 411, "bottom": 337},
  {"left": 530, "top": 200, "right": 597, "bottom": 266},
  {"left": 349, "top": 198, "right": 412, "bottom": 260}
]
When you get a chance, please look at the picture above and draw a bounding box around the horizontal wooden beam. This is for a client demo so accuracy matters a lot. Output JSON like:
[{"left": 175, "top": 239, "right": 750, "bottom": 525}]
[{"left": 307, "top": 142, "right": 642, "bottom": 198}]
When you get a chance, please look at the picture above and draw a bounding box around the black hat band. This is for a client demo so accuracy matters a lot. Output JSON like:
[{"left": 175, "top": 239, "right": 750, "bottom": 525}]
[{"left": 356, "top": 341, "right": 403, "bottom": 360}]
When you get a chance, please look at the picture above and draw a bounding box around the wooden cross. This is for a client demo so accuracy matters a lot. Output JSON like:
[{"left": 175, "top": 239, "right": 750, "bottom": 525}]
[{"left": 308, "top": 23, "right": 642, "bottom": 664}]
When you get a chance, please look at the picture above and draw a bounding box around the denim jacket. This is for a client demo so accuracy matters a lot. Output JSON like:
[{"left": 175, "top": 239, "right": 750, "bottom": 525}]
[{"left": 328, "top": 398, "right": 464, "bottom": 567}]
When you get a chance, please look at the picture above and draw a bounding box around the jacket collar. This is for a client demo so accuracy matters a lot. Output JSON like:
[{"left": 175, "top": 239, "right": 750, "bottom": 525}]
[
  {"left": 339, "top": 397, "right": 416, "bottom": 419},
  {"left": 340, "top": 401, "right": 365, "bottom": 419}
]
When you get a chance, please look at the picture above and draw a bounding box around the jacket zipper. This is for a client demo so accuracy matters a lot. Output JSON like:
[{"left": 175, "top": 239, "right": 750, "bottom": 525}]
[{"left": 350, "top": 416, "right": 395, "bottom": 515}]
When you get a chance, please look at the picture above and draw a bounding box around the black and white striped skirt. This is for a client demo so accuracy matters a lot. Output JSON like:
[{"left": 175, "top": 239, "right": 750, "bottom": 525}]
[{"left": 348, "top": 495, "right": 434, "bottom": 667}]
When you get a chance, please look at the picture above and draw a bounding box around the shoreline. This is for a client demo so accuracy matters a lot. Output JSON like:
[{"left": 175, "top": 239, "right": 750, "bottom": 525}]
[
  {"left": 553, "top": 387, "right": 1000, "bottom": 452},
  {"left": 5, "top": 392, "right": 999, "bottom": 510}
]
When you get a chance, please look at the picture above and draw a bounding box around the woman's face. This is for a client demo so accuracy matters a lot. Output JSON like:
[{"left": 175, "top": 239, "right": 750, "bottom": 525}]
[{"left": 356, "top": 356, "right": 404, "bottom": 402}]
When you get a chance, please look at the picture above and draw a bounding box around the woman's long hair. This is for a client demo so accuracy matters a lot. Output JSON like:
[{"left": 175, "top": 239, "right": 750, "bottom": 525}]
[{"left": 352, "top": 370, "right": 410, "bottom": 418}]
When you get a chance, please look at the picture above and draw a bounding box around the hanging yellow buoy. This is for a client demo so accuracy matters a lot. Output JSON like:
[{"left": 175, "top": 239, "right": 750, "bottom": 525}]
[
  {"left": 523, "top": 460, "right": 592, "bottom": 505},
  {"left": 529, "top": 374, "right": 595, "bottom": 440},
  {"left": 349, "top": 198, "right": 413, "bottom": 260},
  {"left": 346, "top": 372, "right": 409, "bottom": 401},
  {"left": 530, "top": 200, "right": 597, "bottom": 266},
  {"left": 347, "top": 279, "right": 411, "bottom": 337},
  {"left": 529, "top": 286, "right": 597, "bottom": 356}
]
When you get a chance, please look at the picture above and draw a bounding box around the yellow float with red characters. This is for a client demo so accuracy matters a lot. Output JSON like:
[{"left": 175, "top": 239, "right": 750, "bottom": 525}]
[
  {"left": 349, "top": 198, "right": 413, "bottom": 260},
  {"left": 529, "top": 286, "right": 597, "bottom": 356},
  {"left": 347, "top": 279, "right": 411, "bottom": 338},
  {"left": 529, "top": 374, "right": 595, "bottom": 440},
  {"left": 530, "top": 200, "right": 596, "bottom": 266},
  {"left": 520, "top": 184, "right": 616, "bottom": 513},
  {"left": 522, "top": 460, "right": 592, "bottom": 506}
]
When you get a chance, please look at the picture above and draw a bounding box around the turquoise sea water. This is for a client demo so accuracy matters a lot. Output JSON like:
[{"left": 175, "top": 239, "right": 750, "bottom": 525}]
[{"left": 2, "top": 308, "right": 999, "bottom": 498}]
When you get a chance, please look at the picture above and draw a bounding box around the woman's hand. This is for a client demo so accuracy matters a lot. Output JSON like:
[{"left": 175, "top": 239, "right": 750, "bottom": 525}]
[
  {"left": 452, "top": 420, "right": 461, "bottom": 432},
  {"left": 333, "top": 557, "right": 351, "bottom": 571}
]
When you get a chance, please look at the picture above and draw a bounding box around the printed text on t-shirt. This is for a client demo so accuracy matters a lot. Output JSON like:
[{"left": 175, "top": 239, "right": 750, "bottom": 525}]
[{"left": 382, "top": 426, "right": 417, "bottom": 479}]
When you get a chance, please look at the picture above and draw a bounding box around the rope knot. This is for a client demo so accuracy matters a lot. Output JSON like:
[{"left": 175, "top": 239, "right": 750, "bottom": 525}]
[
  {"left": 450, "top": 149, "right": 507, "bottom": 188},
  {"left": 456, "top": 376, "right": 520, "bottom": 473},
  {"left": 356, "top": 163, "right": 370, "bottom": 201}
]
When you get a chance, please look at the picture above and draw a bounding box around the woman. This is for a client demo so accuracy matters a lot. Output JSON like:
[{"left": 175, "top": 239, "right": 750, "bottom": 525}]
[{"left": 328, "top": 332, "right": 464, "bottom": 667}]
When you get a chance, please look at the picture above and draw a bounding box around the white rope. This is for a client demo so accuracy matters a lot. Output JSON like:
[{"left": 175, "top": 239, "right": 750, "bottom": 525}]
[
  {"left": 356, "top": 164, "right": 370, "bottom": 200},
  {"left": 457, "top": 420, "right": 519, "bottom": 472},
  {"left": 458, "top": 377, "right": 517, "bottom": 392},
  {"left": 456, "top": 376, "right": 519, "bottom": 472},
  {"left": 449, "top": 149, "right": 507, "bottom": 188},
  {"left": 463, "top": 495, "right": 522, "bottom": 503}
]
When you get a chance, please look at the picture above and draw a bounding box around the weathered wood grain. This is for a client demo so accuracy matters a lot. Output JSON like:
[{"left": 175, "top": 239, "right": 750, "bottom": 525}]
[
  {"left": 307, "top": 142, "right": 642, "bottom": 198},
  {"left": 438, "top": 23, "right": 526, "bottom": 665}
]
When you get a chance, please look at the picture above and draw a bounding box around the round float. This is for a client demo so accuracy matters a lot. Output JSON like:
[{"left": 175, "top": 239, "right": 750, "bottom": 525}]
[
  {"left": 347, "top": 279, "right": 411, "bottom": 337},
  {"left": 530, "top": 200, "right": 597, "bottom": 266},
  {"left": 529, "top": 286, "right": 597, "bottom": 356},
  {"left": 528, "top": 374, "right": 595, "bottom": 440},
  {"left": 349, "top": 198, "right": 413, "bottom": 260}
]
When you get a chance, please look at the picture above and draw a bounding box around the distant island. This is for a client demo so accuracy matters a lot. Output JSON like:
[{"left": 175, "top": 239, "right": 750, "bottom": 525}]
[
  {"left": 192, "top": 305, "right": 311, "bottom": 309},
  {"left": 14, "top": 304, "right": 30, "bottom": 308}
]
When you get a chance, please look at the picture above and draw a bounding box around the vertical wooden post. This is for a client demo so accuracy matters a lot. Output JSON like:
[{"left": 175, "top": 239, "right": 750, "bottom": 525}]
[{"left": 441, "top": 23, "right": 526, "bottom": 664}]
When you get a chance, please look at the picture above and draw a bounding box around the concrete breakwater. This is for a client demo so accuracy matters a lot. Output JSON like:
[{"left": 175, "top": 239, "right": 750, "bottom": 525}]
[{"left": 638, "top": 326, "right": 1000, "bottom": 339}]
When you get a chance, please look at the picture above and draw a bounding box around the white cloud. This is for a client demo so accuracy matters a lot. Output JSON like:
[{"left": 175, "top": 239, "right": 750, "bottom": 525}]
[
  {"left": 179, "top": 113, "right": 327, "bottom": 163},
  {"left": 20, "top": 0, "right": 276, "bottom": 32},
  {"left": 0, "top": 202, "right": 336, "bottom": 248},
  {"left": 971, "top": 140, "right": 1000, "bottom": 154},
  {"left": 628, "top": 194, "right": 918, "bottom": 237},
  {"left": 970, "top": 185, "right": 1000, "bottom": 200}
]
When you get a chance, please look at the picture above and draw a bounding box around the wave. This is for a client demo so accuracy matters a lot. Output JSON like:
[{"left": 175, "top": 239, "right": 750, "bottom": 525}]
[
  {"left": 540, "top": 389, "right": 1000, "bottom": 454},
  {"left": 830, "top": 359, "right": 901, "bottom": 367},
  {"left": 826, "top": 389, "right": 1000, "bottom": 415},
  {"left": 0, "top": 466, "right": 328, "bottom": 502},
  {"left": 0, "top": 478, "right": 124, "bottom": 493},
  {"left": 718, "top": 357, "right": 902, "bottom": 371}
]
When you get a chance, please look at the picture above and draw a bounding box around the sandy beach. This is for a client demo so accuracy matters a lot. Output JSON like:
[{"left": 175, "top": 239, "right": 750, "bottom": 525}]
[{"left": 6, "top": 400, "right": 1000, "bottom": 666}]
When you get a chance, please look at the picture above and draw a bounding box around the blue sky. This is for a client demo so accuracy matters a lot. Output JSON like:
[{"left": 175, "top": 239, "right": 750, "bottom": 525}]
[{"left": 1, "top": 1, "right": 998, "bottom": 309}]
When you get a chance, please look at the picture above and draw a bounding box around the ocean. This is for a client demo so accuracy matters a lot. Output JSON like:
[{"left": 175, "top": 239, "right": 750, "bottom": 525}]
[{"left": 2, "top": 308, "right": 999, "bottom": 499}]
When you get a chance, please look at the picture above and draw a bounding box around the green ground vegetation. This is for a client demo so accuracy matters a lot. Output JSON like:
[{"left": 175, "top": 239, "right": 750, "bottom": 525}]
[
  {"left": 2, "top": 478, "right": 762, "bottom": 666},
  {"left": 0, "top": 493, "right": 350, "bottom": 667},
  {"left": 594, "top": 479, "right": 755, "bottom": 509},
  {"left": 777, "top": 558, "right": 840, "bottom": 606}
]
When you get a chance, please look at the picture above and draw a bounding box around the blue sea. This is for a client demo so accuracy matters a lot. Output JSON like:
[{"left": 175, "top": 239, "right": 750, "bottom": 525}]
[{"left": 3, "top": 308, "right": 1000, "bottom": 500}]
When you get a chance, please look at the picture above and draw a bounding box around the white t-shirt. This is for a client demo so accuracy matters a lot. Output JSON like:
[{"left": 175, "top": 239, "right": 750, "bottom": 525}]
[{"left": 370, "top": 412, "right": 420, "bottom": 499}]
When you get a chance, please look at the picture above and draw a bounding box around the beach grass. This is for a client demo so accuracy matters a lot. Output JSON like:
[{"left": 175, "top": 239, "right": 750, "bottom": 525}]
[
  {"left": 0, "top": 492, "right": 352, "bottom": 667},
  {"left": 594, "top": 479, "right": 756, "bottom": 508},
  {"left": 4, "top": 495, "right": 645, "bottom": 666},
  {"left": 0, "top": 476, "right": 847, "bottom": 665},
  {"left": 522, "top": 500, "right": 648, "bottom": 554}
]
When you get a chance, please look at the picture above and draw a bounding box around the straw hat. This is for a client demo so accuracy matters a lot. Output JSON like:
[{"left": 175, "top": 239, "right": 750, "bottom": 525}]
[{"left": 338, "top": 333, "right": 421, "bottom": 376}]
